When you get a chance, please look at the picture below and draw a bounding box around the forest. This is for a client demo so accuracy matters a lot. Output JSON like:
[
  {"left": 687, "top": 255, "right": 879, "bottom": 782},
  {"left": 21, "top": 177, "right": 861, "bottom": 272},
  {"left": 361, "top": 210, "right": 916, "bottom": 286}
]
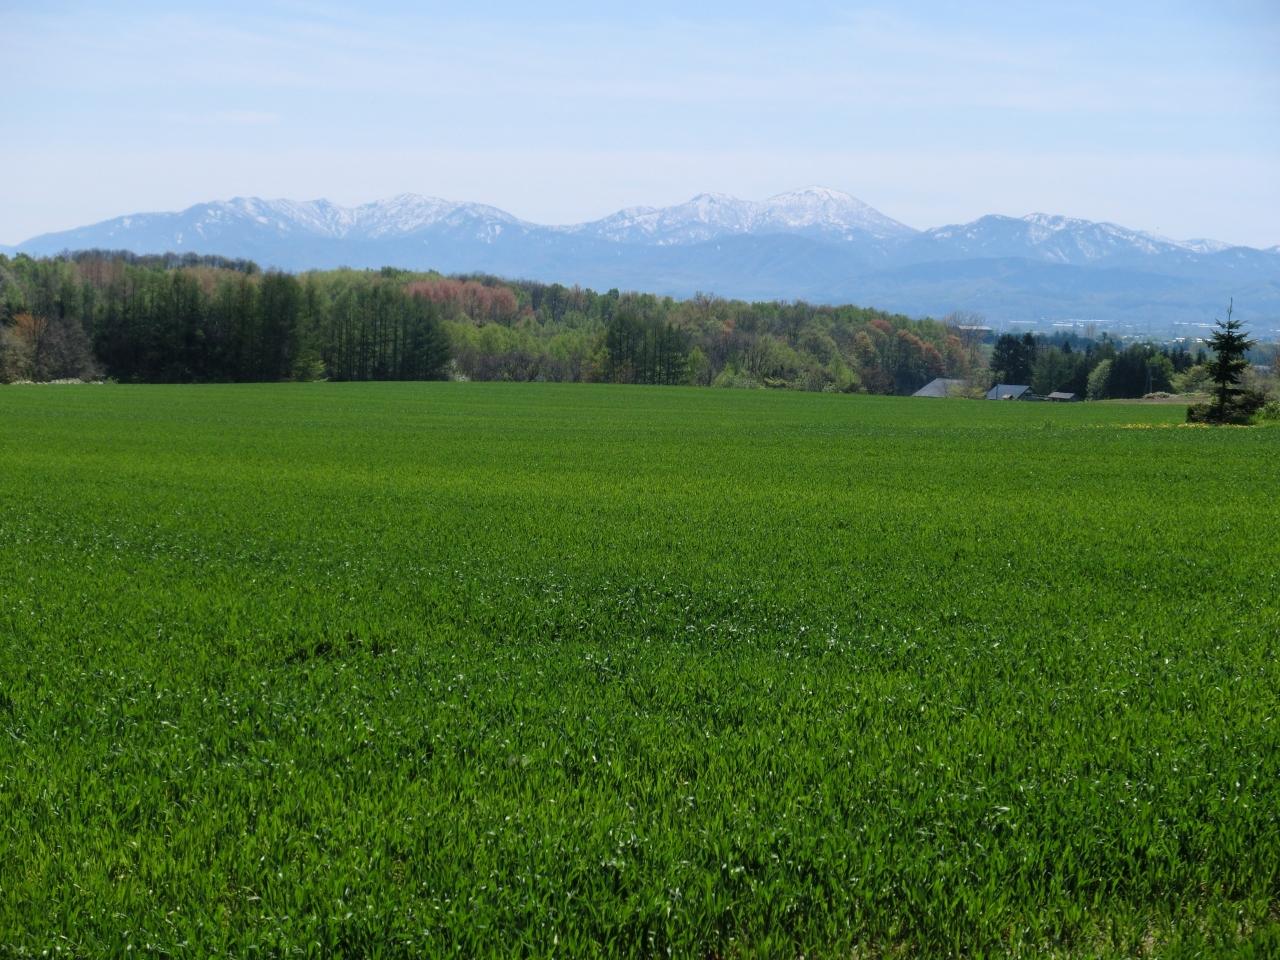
[{"left": 0, "top": 251, "right": 1247, "bottom": 399}]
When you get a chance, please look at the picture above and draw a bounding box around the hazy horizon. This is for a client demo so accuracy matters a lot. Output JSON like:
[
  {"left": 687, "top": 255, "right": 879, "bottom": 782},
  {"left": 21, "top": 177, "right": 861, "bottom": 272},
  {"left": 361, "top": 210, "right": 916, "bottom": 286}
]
[{"left": 3, "top": 1, "right": 1278, "bottom": 248}]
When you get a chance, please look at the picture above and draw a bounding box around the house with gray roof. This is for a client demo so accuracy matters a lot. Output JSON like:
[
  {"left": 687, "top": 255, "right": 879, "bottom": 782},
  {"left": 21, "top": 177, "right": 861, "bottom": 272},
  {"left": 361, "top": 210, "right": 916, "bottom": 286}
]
[
  {"left": 912, "top": 377, "right": 966, "bottom": 398},
  {"left": 986, "top": 383, "right": 1033, "bottom": 400}
]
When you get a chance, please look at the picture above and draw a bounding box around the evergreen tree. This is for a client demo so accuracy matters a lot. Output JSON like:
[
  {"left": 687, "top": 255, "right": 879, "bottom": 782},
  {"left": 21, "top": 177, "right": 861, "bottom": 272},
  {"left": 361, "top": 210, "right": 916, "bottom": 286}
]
[
  {"left": 1186, "top": 300, "right": 1264, "bottom": 424},
  {"left": 990, "top": 333, "right": 1036, "bottom": 386},
  {"left": 1205, "top": 300, "right": 1253, "bottom": 421}
]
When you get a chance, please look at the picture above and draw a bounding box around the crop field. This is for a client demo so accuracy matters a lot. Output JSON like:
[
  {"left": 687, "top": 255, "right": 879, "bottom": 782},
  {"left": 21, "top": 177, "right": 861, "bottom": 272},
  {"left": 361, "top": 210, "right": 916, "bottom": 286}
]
[{"left": 1, "top": 382, "right": 1278, "bottom": 957}]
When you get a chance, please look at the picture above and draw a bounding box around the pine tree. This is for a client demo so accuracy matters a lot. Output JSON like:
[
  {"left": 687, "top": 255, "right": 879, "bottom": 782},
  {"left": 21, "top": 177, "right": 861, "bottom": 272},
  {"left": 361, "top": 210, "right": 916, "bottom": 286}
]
[{"left": 1205, "top": 299, "right": 1253, "bottom": 421}]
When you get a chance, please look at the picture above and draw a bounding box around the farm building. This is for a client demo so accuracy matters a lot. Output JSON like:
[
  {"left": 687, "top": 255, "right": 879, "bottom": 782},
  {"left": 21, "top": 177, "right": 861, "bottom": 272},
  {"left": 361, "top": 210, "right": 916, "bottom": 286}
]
[
  {"left": 912, "top": 377, "right": 966, "bottom": 398},
  {"left": 986, "top": 384, "right": 1032, "bottom": 400},
  {"left": 1047, "top": 391, "right": 1079, "bottom": 402}
]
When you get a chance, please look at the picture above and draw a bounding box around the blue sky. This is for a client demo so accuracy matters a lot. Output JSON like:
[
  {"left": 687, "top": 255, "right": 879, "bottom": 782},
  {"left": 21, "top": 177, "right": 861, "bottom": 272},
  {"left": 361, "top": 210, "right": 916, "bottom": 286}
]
[{"left": 2, "top": 0, "right": 1278, "bottom": 245}]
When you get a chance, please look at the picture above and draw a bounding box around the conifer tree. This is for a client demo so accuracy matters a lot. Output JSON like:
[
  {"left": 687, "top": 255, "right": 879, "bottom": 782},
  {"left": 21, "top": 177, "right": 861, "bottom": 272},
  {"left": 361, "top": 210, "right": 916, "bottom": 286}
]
[{"left": 1205, "top": 299, "right": 1253, "bottom": 421}]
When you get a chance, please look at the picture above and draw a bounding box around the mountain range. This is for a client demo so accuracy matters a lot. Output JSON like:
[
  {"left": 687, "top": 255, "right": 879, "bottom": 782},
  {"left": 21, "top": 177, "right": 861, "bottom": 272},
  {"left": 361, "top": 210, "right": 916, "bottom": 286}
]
[{"left": 7, "top": 187, "right": 1279, "bottom": 333}]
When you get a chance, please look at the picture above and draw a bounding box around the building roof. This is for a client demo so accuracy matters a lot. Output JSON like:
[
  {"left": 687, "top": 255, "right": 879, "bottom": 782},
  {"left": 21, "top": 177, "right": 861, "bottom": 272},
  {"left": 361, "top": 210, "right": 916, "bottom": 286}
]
[
  {"left": 1046, "top": 391, "right": 1078, "bottom": 401},
  {"left": 986, "top": 383, "right": 1031, "bottom": 400},
  {"left": 912, "top": 377, "right": 966, "bottom": 398}
]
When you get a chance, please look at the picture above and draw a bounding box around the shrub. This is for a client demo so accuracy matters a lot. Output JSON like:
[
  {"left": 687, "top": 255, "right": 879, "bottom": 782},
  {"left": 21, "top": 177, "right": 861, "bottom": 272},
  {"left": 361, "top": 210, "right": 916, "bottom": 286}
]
[
  {"left": 711, "top": 366, "right": 762, "bottom": 389},
  {"left": 1187, "top": 389, "right": 1267, "bottom": 424},
  {"left": 1256, "top": 399, "right": 1280, "bottom": 423}
]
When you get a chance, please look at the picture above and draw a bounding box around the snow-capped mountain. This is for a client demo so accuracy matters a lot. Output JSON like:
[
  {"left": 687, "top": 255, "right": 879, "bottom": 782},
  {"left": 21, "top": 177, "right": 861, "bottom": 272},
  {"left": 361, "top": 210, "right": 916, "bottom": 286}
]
[
  {"left": 909, "top": 213, "right": 1200, "bottom": 268},
  {"left": 350, "top": 195, "right": 525, "bottom": 239},
  {"left": 1178, "top": 237, "right": 1236, "bottom": 255},
  {"left": 571, "top": 186, "right": 915, "bottom": 245},
  {"left": 911, "top": 213, "right": 1265, "bottom": 270},
  {"left": 17, "top": 194, "right": 529, "bottom": 253},
  {"left": 7, "top": 188, "right": 1278, "bottom": 328}
]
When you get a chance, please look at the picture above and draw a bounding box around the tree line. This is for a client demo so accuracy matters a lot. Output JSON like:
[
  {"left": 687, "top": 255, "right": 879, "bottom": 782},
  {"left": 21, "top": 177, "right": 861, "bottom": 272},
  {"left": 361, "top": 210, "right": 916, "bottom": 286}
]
[
  {"left": 1, "top": 251, "right": 1268, "bottom": 402},
  {"left": 0, "top": 253, "right": 450, "bottom": 383},
  {"left": 0, "top": 251, "right": 982, "bottom": 390},
  {"left": 985, "top": 330, "right": 1248, "bottom": 400}
]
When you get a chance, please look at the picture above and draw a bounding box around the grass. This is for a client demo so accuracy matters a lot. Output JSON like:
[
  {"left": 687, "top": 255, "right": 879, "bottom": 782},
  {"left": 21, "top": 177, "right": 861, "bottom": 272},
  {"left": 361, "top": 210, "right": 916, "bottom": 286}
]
[{"left": 1, "top": 382, "right": 1277, "bottom": 957}]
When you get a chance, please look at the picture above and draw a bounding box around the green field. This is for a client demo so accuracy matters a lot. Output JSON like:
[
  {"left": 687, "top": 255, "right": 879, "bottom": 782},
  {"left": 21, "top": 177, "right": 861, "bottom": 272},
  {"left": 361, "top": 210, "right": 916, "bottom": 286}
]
[{"left": 2, "top": 383, "right": 1277, "bottom": 957}]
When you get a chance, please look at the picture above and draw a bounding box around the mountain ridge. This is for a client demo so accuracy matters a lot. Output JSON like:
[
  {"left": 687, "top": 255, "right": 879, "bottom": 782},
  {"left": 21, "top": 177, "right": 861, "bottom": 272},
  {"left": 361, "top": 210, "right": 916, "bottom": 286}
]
[
  {"left": 8, "top": 189, "right": 1279, "bottom": 332},
  {"left": 20, "top": 188, "right": 1261, "bottom": 253}
]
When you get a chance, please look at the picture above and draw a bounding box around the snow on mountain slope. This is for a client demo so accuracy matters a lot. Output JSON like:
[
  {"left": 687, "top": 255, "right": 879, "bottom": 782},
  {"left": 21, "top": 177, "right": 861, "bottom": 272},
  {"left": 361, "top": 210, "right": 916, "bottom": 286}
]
[
  {"left": 15, "top": 194, "right": 532, "bottom": 256},
  {"left": 1178, "top": 237, "right": 1235, "bottom": 255},
  {"left": 203, "top": 194, "right": 529, "bottom": 240},
  {"left": 569, "top": 193, "right": 769, "bottom": 245},
  {"left": 756, "top": 187, "right": 916, "bottom": 239},
  {"left": 568, "top": 186, "right": 916, "bottom": 245},
  {"left": 917, "top": 213, "right": 1210, "bottom": 267},
  {"left": 347, "top": 195, "right": 525, "bottom": 238}
]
